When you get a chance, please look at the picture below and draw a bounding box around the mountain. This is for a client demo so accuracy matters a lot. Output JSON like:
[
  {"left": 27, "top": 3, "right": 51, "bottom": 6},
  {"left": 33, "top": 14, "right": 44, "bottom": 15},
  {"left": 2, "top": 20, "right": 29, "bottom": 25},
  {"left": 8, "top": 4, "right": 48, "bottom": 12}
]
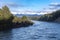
[{"left": 14, "top": 14, "right": 41, "bottom": 17}]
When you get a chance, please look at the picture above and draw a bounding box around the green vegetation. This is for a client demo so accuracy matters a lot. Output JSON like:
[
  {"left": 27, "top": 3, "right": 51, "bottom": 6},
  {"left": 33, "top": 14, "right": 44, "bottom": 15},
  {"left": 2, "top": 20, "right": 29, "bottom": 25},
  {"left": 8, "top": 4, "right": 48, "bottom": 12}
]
[
  {"left": 28, "top": 16, "right": 40, "bottom": 20},
  {"left": 0, "top": 6, "right": 33, "bottom": 31},
  {"left": 0, "top": 6, "right": 13, "bottom": 22},
  {"left": 38, "top": 10, "right": 60, "bottom": 22}
]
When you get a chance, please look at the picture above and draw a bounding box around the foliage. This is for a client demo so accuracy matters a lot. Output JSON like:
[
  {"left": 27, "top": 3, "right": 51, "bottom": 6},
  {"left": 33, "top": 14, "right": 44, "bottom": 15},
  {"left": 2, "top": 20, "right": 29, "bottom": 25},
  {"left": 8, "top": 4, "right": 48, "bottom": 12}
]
[
  {"left": 0, "top": 6, "right": 13, "bottom": 22},
  {"left": 21, "top": 16, "right": 28, "bottom": 20},
  {"left": 12, "top": 16, "right": 33, "bottom": 23},
  {"left": 12, "top": 16, "right": 22, "bottom": 23}
]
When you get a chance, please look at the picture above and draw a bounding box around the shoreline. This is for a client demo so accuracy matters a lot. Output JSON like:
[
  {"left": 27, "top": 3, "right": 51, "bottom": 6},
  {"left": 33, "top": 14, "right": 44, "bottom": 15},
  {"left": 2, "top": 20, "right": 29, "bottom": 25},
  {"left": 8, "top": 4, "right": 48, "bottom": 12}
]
[{"left": 0, "top": 21, "right": 33, "bottom": 31}]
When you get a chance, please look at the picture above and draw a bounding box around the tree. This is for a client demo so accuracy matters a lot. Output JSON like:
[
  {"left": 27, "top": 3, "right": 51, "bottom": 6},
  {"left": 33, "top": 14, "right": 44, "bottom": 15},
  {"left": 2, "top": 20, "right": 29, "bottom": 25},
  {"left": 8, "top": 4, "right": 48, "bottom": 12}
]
[
  {"left": 2, "top": 6, "right": 13, "bottom": 21},
  {"left": 22, "top": 16, "right": 28, "bottom": 20},
  {"left": 0, "top": 9, "right": 4, "bottom": 21}
]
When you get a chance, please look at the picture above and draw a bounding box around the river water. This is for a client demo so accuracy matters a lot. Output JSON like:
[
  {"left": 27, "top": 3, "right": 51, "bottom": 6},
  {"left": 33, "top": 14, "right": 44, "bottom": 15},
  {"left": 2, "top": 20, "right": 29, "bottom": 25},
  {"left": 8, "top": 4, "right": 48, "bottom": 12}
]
[{"left": 0, "top": 21, "right": 60, "bottom": 40}]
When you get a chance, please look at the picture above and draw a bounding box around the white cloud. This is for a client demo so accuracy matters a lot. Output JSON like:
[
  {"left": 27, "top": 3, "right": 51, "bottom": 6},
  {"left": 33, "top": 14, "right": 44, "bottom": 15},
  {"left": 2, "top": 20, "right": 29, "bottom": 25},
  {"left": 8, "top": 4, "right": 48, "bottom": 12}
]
[
  {"left": 49, "top": 3, "right": 60, "bottom": 7},
  {"left": 11, "top": 11, "right": 17, "bottom": 14}
]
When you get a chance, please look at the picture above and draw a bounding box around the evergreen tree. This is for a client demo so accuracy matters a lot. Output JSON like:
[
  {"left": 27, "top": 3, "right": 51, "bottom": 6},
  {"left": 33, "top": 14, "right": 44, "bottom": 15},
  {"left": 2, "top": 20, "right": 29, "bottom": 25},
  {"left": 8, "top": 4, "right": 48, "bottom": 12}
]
[{"left": 2, "top": 6, "right": 13, "bottom": 21}]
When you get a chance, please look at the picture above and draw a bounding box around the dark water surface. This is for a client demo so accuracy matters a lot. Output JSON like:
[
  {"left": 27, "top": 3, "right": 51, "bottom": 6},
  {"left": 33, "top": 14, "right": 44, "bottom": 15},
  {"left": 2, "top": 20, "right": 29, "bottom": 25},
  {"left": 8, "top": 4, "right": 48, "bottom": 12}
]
[{"left": 0, "top": 21, "right": 60, "bottom": 40}]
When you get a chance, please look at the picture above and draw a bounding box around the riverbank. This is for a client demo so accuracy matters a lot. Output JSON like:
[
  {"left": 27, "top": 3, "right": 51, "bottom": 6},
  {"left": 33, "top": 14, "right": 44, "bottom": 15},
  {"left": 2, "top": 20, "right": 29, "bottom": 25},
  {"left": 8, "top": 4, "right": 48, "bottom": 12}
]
[{"left": 0, "top": 6, "right": 33, "bottom": 31}]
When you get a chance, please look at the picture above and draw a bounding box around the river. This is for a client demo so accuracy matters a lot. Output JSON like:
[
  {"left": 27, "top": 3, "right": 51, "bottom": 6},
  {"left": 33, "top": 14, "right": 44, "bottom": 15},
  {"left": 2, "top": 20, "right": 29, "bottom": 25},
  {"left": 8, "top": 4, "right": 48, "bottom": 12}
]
[{"left": 0, "top": 21, "right": 60, "bottom": 40}]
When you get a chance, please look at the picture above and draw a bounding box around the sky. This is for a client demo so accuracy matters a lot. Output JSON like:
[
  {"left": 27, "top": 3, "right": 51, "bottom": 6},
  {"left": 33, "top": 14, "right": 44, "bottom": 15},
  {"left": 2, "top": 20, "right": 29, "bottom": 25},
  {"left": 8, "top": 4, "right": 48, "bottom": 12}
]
[{"left": 0, "top": 0, "right": 60, "bottom": 14}]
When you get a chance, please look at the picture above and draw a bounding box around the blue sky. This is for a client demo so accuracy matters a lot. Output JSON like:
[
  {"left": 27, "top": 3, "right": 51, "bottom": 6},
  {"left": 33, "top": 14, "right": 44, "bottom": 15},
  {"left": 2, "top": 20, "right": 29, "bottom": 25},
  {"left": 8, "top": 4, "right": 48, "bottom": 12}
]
[{"left": 0, "top": 0, "right": 60, "bottom": 14}]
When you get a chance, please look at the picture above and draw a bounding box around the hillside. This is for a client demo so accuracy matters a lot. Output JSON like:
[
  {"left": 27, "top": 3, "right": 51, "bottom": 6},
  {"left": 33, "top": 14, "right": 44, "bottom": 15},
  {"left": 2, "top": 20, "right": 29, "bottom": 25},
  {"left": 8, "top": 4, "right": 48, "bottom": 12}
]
[{"left": 38, "top": 10, "right": 60, "bottom": 22}]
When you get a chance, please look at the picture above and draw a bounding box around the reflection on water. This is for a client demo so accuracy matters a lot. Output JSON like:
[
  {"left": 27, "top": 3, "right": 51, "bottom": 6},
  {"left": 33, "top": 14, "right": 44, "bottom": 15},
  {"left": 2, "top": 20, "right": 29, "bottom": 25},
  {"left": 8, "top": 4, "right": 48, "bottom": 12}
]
[
  {"left": 0, "top": 21, "right": 60, "bottom": 40},
  {"left": 0, "top": 30, "right": 12, "bottom": 40}
]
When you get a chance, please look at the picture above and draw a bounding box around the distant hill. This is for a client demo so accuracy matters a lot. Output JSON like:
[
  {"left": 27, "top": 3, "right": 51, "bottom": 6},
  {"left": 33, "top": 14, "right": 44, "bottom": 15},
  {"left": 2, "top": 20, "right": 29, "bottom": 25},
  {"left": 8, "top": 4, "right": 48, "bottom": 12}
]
[
  {"left": 38, "top": 10, "right": 60, "bottom": 22},
  {"left": 14, "top": 14, "right": 42, "bottom": 20}
]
